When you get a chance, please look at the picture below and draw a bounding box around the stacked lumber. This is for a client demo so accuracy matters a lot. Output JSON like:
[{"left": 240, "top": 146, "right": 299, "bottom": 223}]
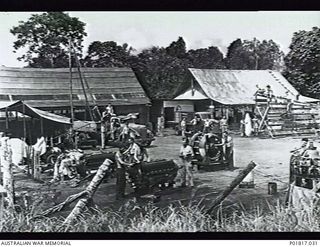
[{"left": 256, "top": 98, "right": 319, "bottom": 138}]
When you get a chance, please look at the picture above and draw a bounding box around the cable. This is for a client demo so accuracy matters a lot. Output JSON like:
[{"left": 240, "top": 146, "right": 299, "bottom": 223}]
[{"left": 254, "top": 169, "right": 289, "bottom": 185}]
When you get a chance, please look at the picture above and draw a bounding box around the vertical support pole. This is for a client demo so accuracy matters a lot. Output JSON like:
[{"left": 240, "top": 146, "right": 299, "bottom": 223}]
[
  {"left": 30, "top": 148, "right": 34, "bottom": 177},
  {"left": 50, "top": 137, "right": 54, "bottom": 147},
  {"left": 226, "top": 107, "right": 229, "bottom": 121},
  {"left": 101, "top": 123, "right": 105, "bottom": 149},
  {"left": 22, "top": 104, "right": 27, "bottom": 142},
  {"left": 33, "top": 150, "right": 41, "bottom": 180},
  {"left": 157, "top": 116, "right": 164, "bottom": 137},
  {"left": 5, "top": 107, "right": 9, "bottom": 130},
  {"left": 84, "top": 108, "right": 87, "bottom": 121},
  {"left": 40, "top": 117, "right": 44, "bottom": 137},
  {"left": 1, "top": 140, "right": 15, "bottom": 209},
  {"left": 68, "top": 38, "right": 75, "bottom": 149},
  {"left": 74, "top": 133, "right": 78, "bottom": 150},
  {"left": 26, "top": 146, "right": 31, "bottom": 176},
  {"left": 146, "top": 104, "right": 150, "bottom": 124}
]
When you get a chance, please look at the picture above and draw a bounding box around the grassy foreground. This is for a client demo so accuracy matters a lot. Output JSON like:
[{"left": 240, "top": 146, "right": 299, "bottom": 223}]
[{"left": 0, "top": 199, "right": 320, "bottom": 232}]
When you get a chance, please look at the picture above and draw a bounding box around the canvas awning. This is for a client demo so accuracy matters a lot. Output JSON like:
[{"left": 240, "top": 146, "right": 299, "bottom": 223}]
[{"left": 0, "top": 100, "right": 72, "bottom": 125}]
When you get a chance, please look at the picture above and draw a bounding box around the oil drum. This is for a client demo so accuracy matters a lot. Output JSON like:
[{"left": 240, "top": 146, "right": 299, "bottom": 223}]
[{"left": 268, "top": 182, "right": 277, "bottom": 195}]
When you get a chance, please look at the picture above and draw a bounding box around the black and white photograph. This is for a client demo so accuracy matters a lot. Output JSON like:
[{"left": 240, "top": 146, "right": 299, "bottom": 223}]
[{"left": 0, "top": 11, "right": 319, "bottom": 235}]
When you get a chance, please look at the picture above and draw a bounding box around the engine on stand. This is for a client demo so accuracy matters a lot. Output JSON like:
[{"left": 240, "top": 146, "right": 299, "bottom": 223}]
[
  {"left": 288, "top": 142, "right": 320, "bottom": 209},
  {"left": 189, "top": 131, "right": 234, "bottom": 171}
]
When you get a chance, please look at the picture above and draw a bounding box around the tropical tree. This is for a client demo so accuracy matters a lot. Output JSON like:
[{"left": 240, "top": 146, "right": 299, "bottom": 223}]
[
  {"left": 187, "top": 46, "right": 225, "bottom": 69},
  {"left": 165, "top": 36, "right": 187, "bottom": 59},
  {"left": 10, "top": 12, "right": 87, "bottom": 68},
  {"left": 283, "top": 27, "right": 320, "bottom": 97},
  {"left": 225, "top": 38, "right": 284, "bottom": 70},
  {"left": 83, "top": 41, "right": 134, "bottom": 67},
  {"left": 135, "top": 46, "right": 190, "bottom": 99}
]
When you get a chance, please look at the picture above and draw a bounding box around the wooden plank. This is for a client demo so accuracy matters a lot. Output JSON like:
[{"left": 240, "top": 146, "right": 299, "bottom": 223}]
[
  {"left": 270, "top": 125, "right": 282, "bottom": 130},
  {"left": 206, "top": 162, "right": 257, "bottom": 215},
  {"left": 291, "top": 111, "right": 313, "bottom": 115},
  {"left": 273, "top": 129, "right": 316, "bottom": 136},
  {"left": 61, "top": 159, "right": 113, "bottom": 230},
  {"left": 293, "top": 116, "right": 313, "bottom": 121},
  {"left": 268, "top": 122, "right": 284, "bottom": 126},
  {"left": 292, "top": 105, "right": 311, "bottom": 110},
  {"left": 269, "top": 104, "right": 287, "bottom": 108}
]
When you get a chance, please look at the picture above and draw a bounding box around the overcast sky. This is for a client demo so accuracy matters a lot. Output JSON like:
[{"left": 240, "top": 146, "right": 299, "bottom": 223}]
[{"left": 0, "top": 11, "right": 319, "bottom": 67}]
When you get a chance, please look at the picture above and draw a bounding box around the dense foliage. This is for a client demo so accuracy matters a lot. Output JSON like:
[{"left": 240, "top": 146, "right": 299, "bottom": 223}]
[
  {"left": 225, "top": 38, "right": 284, "bottom": 70},
  {"left": 283, "top": 27, "right": 320, "bottom": 98},
  {"left": 10, "top": 12, "right": 87, "bottom": 68},
  {"left": 11, "top": 13, "right": 318, "bottom": 99},
  {"left": 83, "top": 41, "right": 133, "bottom": 68}
]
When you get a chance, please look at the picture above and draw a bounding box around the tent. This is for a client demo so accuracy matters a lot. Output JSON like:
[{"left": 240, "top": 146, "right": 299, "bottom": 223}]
[{"left": 0, "top": 100, "right": 72, "bottom": 125}]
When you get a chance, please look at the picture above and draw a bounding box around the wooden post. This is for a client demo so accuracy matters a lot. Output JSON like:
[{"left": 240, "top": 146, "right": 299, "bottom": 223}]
[
  {"left": 101, "top": 123, "right": 105, "bottom": 149},
  {"left": 40, "top": 117, "right": 44, "bottom": 136},
  {"left": 26, "top": 146, "right": 31, "bottom": 176},
  {"left": 0, "top": 140, "right": 15, "bottom": 209},
  {"left": 34, "top": 191, "right": 87, "bottom": 219},
  {"left": 61, "top": 159, "right": 113, "bottom": 230},
  {"left": 157, "top": 116, "right": 164, "bottom": 137},
  {"left": 68, "top": 38, "right": 75, "bottom": 144},
  {"left": 50, "top": 137, "right": 54, "bottom": 147},
  {"left": 33, "top": 150, "right": 41, "bottom": 180},
  {"left": 206, "top": 161, "right": 257, "bottom": 215},
  {"left": 22, "top": 104, "right": 27, "bottom": 141},
  {"left": 5, "top": 108, "right": 9, "bottom": 130},
  {"left": 30, "top": 148, "right": 34, "bottom": 177}
]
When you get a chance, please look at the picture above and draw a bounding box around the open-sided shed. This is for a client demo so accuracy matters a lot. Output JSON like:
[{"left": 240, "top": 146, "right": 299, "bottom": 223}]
[
  {"left": 0, "top": 66, "right": 151, "bottom": 124},
  {"left": 0, "top": 100, "right": 72, "bottom": 143}
]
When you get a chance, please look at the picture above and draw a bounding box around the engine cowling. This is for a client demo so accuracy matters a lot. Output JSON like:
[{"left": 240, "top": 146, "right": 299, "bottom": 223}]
[{"left": 190, "top": 132, "right": 223, "bottom": 162}]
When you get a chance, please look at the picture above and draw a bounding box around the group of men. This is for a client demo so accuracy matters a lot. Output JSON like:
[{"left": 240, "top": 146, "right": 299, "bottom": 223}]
[
  {"left": 180, "top": 115, "right": 228, "bottom": 138},
  {"left": 114, "top": 137, "right": 149, "bottom": 199},
  {"left": 100, "top": 103, "right": 137, "bottom": 143},
  {"left": 254, "top": 84, "right": 274, "bottom": 102}
]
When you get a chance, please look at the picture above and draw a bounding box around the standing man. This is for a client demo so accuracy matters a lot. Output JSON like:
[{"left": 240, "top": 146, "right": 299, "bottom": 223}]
[
  {"left": 180, "top": 117, "right": 187, "bottom": 137},
  {"left": 266, "top": 85, "right": 274, "bottom": 103},
  {"left": 92, "top": 104, "right": 102, "bottom": 122},
  {"left": 110, "top": 118, "right": 116, "bottom": 140},
  {"left": 125, "top": 137, "right": 142, "bottom": 164},
  {"left": 102, "top": 103, "right": 114, "bottom": 123},
  {"left": 106, "top": 103, "right": 114, "bottom": 115},
  {"left": 119, "top": 121, "right": 130, "bottom": 142},
  {"left": 252, "top": 116, "right": 259, "bottom": 136},
  {"left": 115, "top": 147, "right": 129, "bottom": 200},
  {"left": 220, "top": 116, "right": 228, "bottom": 133},
  {"left": 222, "top": 131, "right": 234, "bottom": 168},
  {"left": 240, "top": 117, "right": 245, "bottom": 137},
  {"left": 179, "top": 137, "right": 195, "bottom": 187},
  {"left": 124, "top": 137, "right": 143, "bottom": 194}
]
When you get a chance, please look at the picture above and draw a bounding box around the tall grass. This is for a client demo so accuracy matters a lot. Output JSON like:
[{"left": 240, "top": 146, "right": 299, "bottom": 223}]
[{"left": 1, "top": 199, "right": 320, "bottom": 232}]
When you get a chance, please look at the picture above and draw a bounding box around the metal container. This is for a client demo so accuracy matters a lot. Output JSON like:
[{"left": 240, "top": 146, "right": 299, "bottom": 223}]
[{"left": 268, "top": 182, "right": 277, "bottom": 195}]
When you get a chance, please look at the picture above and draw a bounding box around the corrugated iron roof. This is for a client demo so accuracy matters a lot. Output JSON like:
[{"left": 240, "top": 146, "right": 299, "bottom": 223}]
[
  {"left": 188, "top": 68, "right": 318, "bottom": 105},
  {"left": 0, "top": 66, "right": 150, "bottom": 108}
]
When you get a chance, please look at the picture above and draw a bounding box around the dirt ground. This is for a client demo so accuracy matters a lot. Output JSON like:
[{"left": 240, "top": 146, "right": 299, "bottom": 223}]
[{"left": 15, "top": 130, "right": 317, "bottom": 215}]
